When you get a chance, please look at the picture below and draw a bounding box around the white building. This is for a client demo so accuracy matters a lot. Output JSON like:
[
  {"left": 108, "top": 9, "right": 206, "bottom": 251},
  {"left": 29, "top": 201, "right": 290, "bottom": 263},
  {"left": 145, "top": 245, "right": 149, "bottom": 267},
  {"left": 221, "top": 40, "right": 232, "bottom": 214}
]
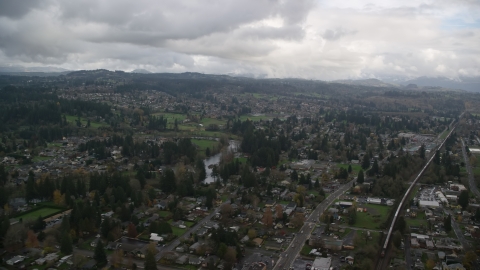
[
  {"left": 419, "top": 200, "right": 440, "bottom": 208},
  {"left": 150, "top": 233, "right": 164, "bottom": 242},
  {"left": 312, "top": 257, "right": 332, "bottom": 270},
  {"left": 367, "top": 198, "right": 382, "bottom": 205}
]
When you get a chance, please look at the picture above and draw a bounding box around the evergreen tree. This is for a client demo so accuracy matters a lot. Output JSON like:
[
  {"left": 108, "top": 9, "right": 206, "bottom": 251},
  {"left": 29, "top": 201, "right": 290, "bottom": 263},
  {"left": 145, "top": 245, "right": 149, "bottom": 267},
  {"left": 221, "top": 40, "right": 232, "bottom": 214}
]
[
  {"left": 25, "top": 171, "right": 36, "bottom": 202},
  {"left": 444, "top": 215, "right": 452, "bottom": 232},
  {"left": 361, "top": 154, "right": 370, "bottom": 170},
  {"left": 357, "top": 170, "right": 364, "bottom": 184},
  {"left": 160, "top": 168, "right": 176, "bottom": 193},
  {"left": 94, "top": 240, "right": 107, "bottom": 267},
  {"left": 60, "top": 231, "right": 73, "bottom": 254},
  {"left": 144, "top": 251, "right": 158, "bottom": 270},
  {"left": 458, "top": 190, "right": 469, "bottom": 210},
  {"left": 347, "top": 165, "right": 352, "bottom": 173},
  {"left": 419, "top": 144, "right": 426, "bottom": 159}
]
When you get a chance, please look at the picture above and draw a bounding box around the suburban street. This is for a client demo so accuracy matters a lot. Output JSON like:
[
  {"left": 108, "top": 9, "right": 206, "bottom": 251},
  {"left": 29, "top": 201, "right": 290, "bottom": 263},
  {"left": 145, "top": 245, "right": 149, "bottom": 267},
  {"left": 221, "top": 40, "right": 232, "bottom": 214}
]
[
  {"left": 273, "top": 179, "right": 356, "bottom": 270},
  {"left": 155, "top": 202, "right": 228, "bottom": 260},
  {"left": 452, "top": 214, "right": 470, "bottom": 250},
  {"left": 404, "top": 235, "right": 412, "bottom": 270}
]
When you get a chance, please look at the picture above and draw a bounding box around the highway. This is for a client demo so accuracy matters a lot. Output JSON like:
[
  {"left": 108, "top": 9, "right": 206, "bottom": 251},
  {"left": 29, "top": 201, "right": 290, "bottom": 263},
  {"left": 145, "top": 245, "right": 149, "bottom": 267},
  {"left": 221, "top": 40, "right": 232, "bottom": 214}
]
[
  {"left": 273, "top": 179, "right": 356, "bottom": 270},
  {"left": 375, "top": 121, "right": 459, "bottom": 270}
]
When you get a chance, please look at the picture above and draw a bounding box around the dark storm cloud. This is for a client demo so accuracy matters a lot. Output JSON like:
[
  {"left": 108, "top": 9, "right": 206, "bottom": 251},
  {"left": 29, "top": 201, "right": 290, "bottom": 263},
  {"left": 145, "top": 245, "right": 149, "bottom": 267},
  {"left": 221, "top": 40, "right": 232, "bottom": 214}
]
[{"left": 0, "top": 0, "right": 45, "bottom": 19}]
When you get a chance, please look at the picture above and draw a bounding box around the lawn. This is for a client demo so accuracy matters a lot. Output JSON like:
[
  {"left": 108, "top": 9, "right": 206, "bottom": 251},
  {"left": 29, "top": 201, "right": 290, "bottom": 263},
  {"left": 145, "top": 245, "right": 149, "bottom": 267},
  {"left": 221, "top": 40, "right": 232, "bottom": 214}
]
[
  {"left": 169, "top": 221, "right": 195, "bottom": 237},
  {"left": 158, "top": 211, "right": 172, "bottom": 218},
  {"left": 64, "top": 114, "right": 108, "bottom": 128},
  {"left": 234, "top": 157, "right": 248, "bottom": 164},
  {"left": 201, "top": 118, "right": 226, "bottom": 126},
  {"left": 17, "top": 207, "right": 62, "bottom": 221},
  {"left": 300, "top": 244, "right": 314, "bottom": 256},
  {"left": 354, "top": 204, "right": 392, "bottom": 230},
  {"left": 354, "top": 230, "right": 381, "bottom": 250},
  {"left": 337, "top": 164, "right": 363, "bottom": 174},
  {"left": 405, "top": 212, "right": 427, "bottom": 228},
  {"left": 152, "top": 112, "right": 187, "bottom": 124},
  {"left": 191, "top": 139, "right": 220, "bottom": 151},
  {"left": 32, "top": 156, "right": 53, "bottom": 162},
  {"left": 238, "top": 114, "right": 272, "bottom": 122}
]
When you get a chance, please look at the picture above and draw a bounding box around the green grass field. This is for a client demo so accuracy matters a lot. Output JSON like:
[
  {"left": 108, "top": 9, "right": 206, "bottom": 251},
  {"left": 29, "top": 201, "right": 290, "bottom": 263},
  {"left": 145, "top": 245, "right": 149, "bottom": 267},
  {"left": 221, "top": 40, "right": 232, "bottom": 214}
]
[
  {"left": 405, "top": 212, "right": 427, "bottom": 228},
  {"left": 354, "top": 204, "right": 391, "bottom": 230},
  {"left": 354, "top": 230, "right": 381, "bottom": 250},
  {"left": 32, "top": 156, "right": 53, "bottom": 162},
  {"left": 191, "top": 139, "right": 220, "bottom": 151},
  {"left": 158, "top": 211, "right": 172, "bottom": 218},
  {"left": 238, "top": 114, "right": 272, "bottom": 122},
  {"left": 234, "top": 157, "right": 248, "bottom": 164},
  {"left": 17, "top": 207, "right": 62, "bottom": 221},
  {"left": 169, "top": 221, "right": 195, "bottom": 237},
  {"left": 337, "top": 164, "right": 363, "bottom": 174},
  {"left": 65, "top": 114, "right": 108, "bottom": 128},
  {"left": 300, "top": 244, "right": 314, "bottom": 256}
]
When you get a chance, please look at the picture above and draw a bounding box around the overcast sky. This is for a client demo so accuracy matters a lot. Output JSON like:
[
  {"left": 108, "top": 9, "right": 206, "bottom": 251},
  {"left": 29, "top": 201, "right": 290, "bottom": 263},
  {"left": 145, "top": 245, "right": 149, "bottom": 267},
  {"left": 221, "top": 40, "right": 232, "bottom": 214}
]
[{"left": 0, "top": 0, "right": 479, "bottom": 80}]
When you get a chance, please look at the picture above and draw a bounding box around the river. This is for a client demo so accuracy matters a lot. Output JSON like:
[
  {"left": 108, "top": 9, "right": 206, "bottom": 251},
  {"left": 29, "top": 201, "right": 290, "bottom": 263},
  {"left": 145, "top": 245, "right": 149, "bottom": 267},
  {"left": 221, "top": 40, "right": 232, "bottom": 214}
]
[{"left": 203, "top": 140, "right": 239, "bottom": 184}]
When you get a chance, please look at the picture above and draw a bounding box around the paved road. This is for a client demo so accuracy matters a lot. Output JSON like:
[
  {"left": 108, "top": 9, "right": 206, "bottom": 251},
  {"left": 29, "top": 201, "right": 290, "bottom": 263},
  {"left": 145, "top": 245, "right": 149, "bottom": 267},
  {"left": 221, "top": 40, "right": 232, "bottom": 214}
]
[
  {"left": 155, "top": 202, "right": 228, "bottom": 260},
  {"left": 404, "top": 235, "right": 412, "bottom": 270},
  {"left": 444, "top": 209, "right": 470, "bottom": 251},
  {"left": 273, "top": 179, "right": 356, "bottom": 270},
  {"left": 461, "top": 138, "right": 480, "bottom": 198}
]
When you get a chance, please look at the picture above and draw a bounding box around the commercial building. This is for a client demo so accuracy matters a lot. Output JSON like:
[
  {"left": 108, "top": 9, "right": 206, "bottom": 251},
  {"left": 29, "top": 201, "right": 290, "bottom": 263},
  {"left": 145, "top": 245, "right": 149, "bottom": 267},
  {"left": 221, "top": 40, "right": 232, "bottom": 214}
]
[
  {"left": 312, "top": 257, "right": 332, "bottom": 270},
  {"left": 419, "top": 200, "right": 440, "bottom": 208}
]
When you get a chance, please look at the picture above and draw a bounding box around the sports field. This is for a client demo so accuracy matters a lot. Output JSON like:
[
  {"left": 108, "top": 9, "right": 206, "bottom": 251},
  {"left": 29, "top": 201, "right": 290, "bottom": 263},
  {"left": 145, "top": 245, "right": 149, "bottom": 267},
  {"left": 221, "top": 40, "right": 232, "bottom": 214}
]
[{"left": 16, "top": 207, "right": 62, "bottom": 221}]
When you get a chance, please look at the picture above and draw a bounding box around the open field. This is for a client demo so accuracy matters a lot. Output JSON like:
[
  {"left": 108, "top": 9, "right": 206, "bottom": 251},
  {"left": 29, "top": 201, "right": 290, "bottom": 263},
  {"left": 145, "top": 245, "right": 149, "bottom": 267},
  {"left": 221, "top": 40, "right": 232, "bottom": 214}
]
[
  {"left": 238, "top": 114, "right": 272, "bottom": 122},
  {"left": 354, "top": 204, "right": 392, "bottom": 230},
  {"left": 337, "top": 164, "right": 363, "bottom": 174},
  {"left": 169, "top": 221, "right": 195, "bottom": 237},
  {"left": 354, "top": 230, "right": 381, "bottom": 250},
  {"left": 405, "top": 212, "right": 427, "bottom": 228},
  {"left": 65, "top": 114, "right": 109, "bottom": 128},
  {"left": 191, "top": 139, "right": 220, "bottom": 151},
  {"left": 16, "top": 207, "right": 62, "bottom": 221},
  {"left": 32, "top": 156, "right": 53, "bottom": 162}
]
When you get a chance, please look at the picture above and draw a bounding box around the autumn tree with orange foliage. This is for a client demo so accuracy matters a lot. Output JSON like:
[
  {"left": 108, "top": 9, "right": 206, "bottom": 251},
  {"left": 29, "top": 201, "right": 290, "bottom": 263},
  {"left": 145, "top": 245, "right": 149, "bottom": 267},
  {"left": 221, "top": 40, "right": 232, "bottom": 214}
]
[
  {"left": 127, "top": 223, "right": 138, "bottom": 238},
  {"left": 262, "top": 207, "right": 273, "bottom": 227},
  {"left": 275, "top": 204, "right": 283, "bottom": 220},
  {"left": 25, "top": 230, "right": 39, "bottom": 248}
]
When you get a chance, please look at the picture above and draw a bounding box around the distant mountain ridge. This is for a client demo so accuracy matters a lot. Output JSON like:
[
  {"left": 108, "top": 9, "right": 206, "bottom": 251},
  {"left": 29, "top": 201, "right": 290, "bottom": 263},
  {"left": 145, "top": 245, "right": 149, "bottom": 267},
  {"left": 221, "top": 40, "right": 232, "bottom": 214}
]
[
  {"left": 0, "top": 65, "right": 478, "bottom": 92},
  {"left": 131, "top": 69, "right": 151, "bottom": 74},
  {"left": 401, "top": 76, "right": 480, "bottom": 92},
  {"left": 0, "top": 66, "right": 70, "bottom": 73},
  {"left": 332, "top": 78, "right": 398, "bottom": 88}
]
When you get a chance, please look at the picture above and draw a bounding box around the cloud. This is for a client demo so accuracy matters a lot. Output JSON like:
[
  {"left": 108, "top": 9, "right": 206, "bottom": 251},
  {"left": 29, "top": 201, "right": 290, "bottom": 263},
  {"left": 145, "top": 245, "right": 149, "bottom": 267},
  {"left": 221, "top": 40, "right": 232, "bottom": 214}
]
[{"left": 0, "top": 0, "right": 478, "bottom": 80}]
